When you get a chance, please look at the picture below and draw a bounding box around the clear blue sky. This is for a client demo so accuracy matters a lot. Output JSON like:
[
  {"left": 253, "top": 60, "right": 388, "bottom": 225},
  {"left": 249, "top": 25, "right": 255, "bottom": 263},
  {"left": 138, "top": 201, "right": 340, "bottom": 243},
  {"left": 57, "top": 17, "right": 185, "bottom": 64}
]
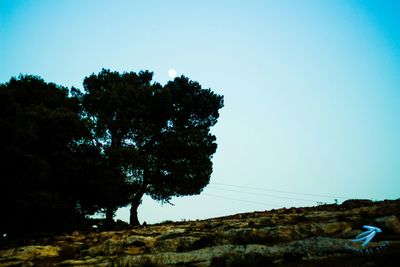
[{"left": 1, "top": 0, "right": 399, "bottom": 224}]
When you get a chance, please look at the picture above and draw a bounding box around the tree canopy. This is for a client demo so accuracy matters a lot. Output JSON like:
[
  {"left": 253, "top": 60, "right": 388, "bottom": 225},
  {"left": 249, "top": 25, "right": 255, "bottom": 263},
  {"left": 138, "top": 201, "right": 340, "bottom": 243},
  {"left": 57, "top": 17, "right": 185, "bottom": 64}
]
[
  {"left": 0, "top": 70, "right": 223, "bottom": 238},
  {"left": 82, "top": 69, "right": 224, "bottom": 225},
  {"left": 0, "top": 75, "right": 93, "bottom": 236}
]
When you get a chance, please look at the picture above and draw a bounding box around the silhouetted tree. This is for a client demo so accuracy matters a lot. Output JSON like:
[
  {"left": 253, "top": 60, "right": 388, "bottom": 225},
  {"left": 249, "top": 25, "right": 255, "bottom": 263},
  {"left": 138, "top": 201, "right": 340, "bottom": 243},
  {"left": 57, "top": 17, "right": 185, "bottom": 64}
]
[
  {"left": 127, "top": 77, "right": 224, "bottom": 225},
  {"left": 82, "top": 69, "right": 154, "bottom": 225},
  {"left": 82, "top": 69, "right": 224, "bottom": 225},
  {"left": 0, "top": 75, "right": 108, "bottom": 237},
  {"left": 0, "top": 76, "right": 85, "bottom": 236},
  {"left": 0, "top": 70, "right": 223, "bottom": 236}
]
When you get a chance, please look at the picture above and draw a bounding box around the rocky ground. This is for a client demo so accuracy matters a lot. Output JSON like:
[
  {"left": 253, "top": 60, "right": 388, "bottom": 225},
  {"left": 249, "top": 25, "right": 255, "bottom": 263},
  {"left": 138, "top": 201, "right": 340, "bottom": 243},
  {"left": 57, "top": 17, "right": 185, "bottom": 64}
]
[{"left": 0, "top": 199, "right": 399, "bottom": 266}]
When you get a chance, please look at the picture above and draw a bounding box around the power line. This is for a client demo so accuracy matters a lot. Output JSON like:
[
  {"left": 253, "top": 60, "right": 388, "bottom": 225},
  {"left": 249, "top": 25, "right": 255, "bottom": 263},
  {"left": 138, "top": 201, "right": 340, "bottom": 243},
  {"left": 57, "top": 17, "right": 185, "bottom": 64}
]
[
  {"left": 210, "top": 182, "right": 353, "bottom": 200},
  {"left": 203, "top": 193, "right": 280, "bottom": 207},
  {"left": 207, "top": 186, "right": 319, "bottom": 203}
]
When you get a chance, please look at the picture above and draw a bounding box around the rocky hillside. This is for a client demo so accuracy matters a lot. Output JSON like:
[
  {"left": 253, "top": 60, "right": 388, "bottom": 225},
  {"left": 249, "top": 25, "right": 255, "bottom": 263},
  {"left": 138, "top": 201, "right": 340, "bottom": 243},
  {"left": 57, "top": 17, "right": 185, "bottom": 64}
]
[{"left": 1, "top": 199, "right": 399, "bottom": 267}]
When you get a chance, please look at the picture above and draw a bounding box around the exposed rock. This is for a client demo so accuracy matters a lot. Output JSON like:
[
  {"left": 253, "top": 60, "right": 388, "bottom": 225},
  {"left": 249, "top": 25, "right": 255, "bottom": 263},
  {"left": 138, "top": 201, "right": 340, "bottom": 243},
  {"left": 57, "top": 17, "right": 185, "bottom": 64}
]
[
  {"left": 0, "top": 245, "right": 61, "bottom": 267},
  {"left": 341, "top": 199, "right": 373, "bottom": 208},
  {"left": 0, "top": 199, "right": 399, "bottom": 266},
  {"left": 375, "top": 215, "right": 400, "bottom": 234}
]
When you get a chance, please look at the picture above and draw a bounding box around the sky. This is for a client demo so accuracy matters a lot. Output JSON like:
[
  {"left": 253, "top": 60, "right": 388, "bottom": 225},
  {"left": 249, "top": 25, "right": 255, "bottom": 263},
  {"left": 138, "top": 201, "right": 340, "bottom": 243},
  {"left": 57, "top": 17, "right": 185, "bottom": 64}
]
[{"left": 1, "top": 0, "right": 399, "bottom": 224}]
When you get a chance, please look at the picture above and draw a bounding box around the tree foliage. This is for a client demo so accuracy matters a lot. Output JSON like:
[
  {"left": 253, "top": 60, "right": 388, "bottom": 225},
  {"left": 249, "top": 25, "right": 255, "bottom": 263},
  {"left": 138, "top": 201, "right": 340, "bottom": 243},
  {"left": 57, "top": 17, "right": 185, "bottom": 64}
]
[
  {"left": 0, "top": 69, "right": 223, "bottom": 238},
  {"left": 0, "top": 76, "right": 91, "bottom": 236},
  {"left": 82, "top": 69, "right": 223, "bottom": 225}
]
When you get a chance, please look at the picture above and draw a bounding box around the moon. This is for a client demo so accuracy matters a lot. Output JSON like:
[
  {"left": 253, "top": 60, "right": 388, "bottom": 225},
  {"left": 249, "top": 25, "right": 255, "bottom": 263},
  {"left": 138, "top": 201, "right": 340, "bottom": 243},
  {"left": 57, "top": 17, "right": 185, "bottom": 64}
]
[{"left": 168, "top": 69, "right": 177, "bottom": 79}]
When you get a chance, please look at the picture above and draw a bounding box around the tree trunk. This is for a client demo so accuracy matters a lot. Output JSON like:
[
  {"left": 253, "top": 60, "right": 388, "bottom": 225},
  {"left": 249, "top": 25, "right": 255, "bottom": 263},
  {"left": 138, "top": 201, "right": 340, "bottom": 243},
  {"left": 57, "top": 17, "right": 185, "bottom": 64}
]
[
  {"left": 105, "top": 206, "right": 114, "bottom": 228},
  {"left": 129, "top": 188, "right": 146, "bottom": 226},
  {"left": 129, "top": 201, "right": 140, "bottom": 226}
]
